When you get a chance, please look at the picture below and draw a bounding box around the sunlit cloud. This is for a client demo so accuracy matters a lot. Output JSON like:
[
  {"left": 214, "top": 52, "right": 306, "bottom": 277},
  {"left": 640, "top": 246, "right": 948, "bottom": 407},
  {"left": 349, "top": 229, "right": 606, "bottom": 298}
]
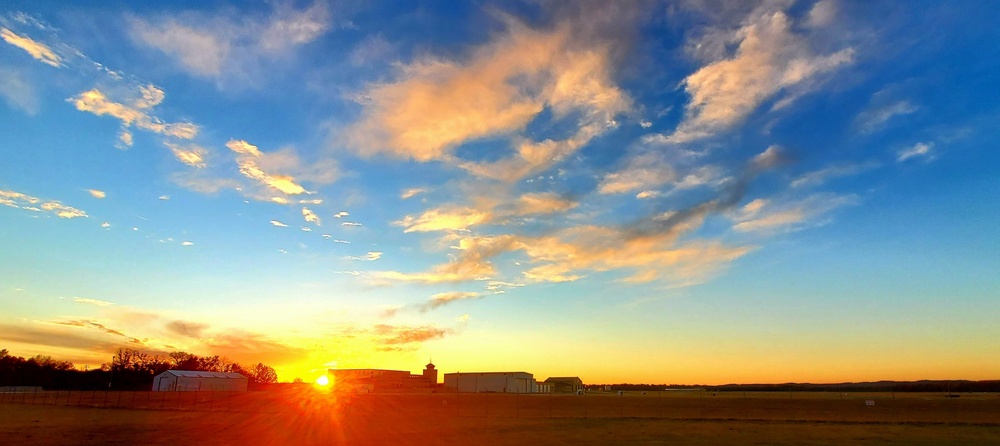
[
  {"left": 514, "top": 192, "right": 577, "bottom": 215},
  {"left": 71, "top": 88, "right": 198, "bottom": 143},
  {"left": 270, "top": 220, "right": 288, "bottom": 227},
  {"left": 226, "top": 139, "right": 311, "bottom": 196},
  {"left": 181, "top": 241, "right": 194, "bottom": 246},
  {"left": 301, "top": 207, "right": 321, "bottom": 226},
  {"left": 164, "top": 142, "right": 208, "bottom": 168},
  {"left": 1, "top": 28, "right": 62, "bottom": 67},
  {"left": 374, "top": 324, "right": 448, "bottom": 350},
  {"left": 395, "top": 207, "right": 491, "bottom": 233},
  {"left": 0, "top": 189, "right": 87, "bottom": 219},
  {"left": 334, "top": 211, "right": 348, "bottom": 218},
  {"left": 897, "top": 142, "right": 934, "bottom": 162},
  {"left": 400, "top": 188, "right": 426, "bottom": 200},
  {"left": 731, "top": 193, "right": 857, "bottom": 233},
  {"left": 345, "top": 15, "right": 629, "bottom": 183},
  {"left": 662, "top": 6, "right": 854, "bottom": 143},
  {"left": 86, "top": 189, "right": 106, "bottom": 199},
  {"left": 420, "top": 291, "right": 482, "bottom": 311},
  {"left": 73, "top": 297, "right": 114, "bottom": 307},
  {"left": 341, "top": 221, "right": 361, "bottom": 227},
  {"left": 599, "top": 152, "right": 675, "bottom": 195},
  {"left": 158, "top": 195, "right": 170, "bottom": 200}
]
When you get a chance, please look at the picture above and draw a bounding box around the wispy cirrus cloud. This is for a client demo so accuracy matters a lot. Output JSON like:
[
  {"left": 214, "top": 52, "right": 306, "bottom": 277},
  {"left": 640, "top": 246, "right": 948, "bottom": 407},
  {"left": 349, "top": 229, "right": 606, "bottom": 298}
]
[
  {"left": 86, "top": 189, "right": 106, "bottom": 199},
  {"left": 400, "top": 188, "right": 426, "bottom": 200},
  {"left": 731, "top": 193, "right": 857, "bottom": 233},
  {"left": 73, "top": 297, "right": 114, "bottom": 307},
  {"left": 897, "top": 142, "right": 934, "bottom": 162},
  {"left": 127, "top": 1, "right": 335, "bottom": 87}
]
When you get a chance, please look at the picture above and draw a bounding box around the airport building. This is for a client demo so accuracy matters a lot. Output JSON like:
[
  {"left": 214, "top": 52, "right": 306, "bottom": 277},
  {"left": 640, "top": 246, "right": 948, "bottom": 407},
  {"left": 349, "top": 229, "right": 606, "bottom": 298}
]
[
  {"left": 329, "top": 362, "right": 439, "bottom": 393},
  {"left": 152, "top": 370, "right": 248, "bottom": 392},
  {"left": 544, "top": 376, "right": 585, "bottom": 393},
  {"left": 443, "top": 371, "right": 541, "bottom": 393}
]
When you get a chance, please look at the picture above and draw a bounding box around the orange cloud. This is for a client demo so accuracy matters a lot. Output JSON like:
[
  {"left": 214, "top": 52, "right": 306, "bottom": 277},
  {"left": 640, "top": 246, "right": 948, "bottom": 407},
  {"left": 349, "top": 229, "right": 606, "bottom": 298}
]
[{"left": 346, "top": 18, "right": 628, "bottom": 182}]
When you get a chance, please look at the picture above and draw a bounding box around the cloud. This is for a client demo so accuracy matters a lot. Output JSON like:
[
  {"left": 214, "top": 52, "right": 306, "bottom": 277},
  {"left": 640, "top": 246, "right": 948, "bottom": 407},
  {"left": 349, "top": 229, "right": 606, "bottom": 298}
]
[
  {"left": 73, "top": 297, "right": 114, "bottom": 307},
  {"left": 301, "top": 207, "right": 321, "bottom": 225},
  {"left": 897, "top": 142, "right": 934, "bottom": 162},
  {"left": 334, "top": 211, "right": 348, "bottom": 218},
  {"left": 181, "top": 241, "right": 194, "bottom": 246},
  {"left": 270, "top": 220, "right": 288, "bottom": 227},
  {"left": 598, "top": 152, "right": 676, "bottom": 195},
  {"left": 395, "top": 207, "right": 491, "bottom": 233},
  {"left": 127, "top": 1, "right": 333, "bottom": 85},
  {"left": 731, "top": 193, "right": 856, "bottom": 233},
  {"left": 71, "top": 88, "right": 198, "bottom": 142},
  {"left": 514, "top": 192, "right": 577, "bottom": 215},
  {"left": 164, "top": 142, "right": 208, "bottom": 168},
  {"left": 420, "top": 291, "right": 483, "bottom": 311},
  {"left": 1, "top": 28, "right": 62, "bottom": 67},
  {"left": 374, "top": 324, "right": 448, "bottom": 346},
  {"left": 347, "top": 251, "right": 382, "bottom": 262},
  {"left": 664, "top": 7, "right": 854, "bottom": 143},
  {"left": 0, "top": 66, "right": 40, "bottom": 115},
  {"left": 86, "top": 189, "right": 106, "bottom": 199},
  {"left": 341, "top": 221, "right": 361, "bottom": 227},
  {"left": 857, "top": 100, "right": 919, "bottom": 133},
  {"left": 791, "top": 162, "right": 879, "bottom": 188},
  {"left": 0, "top": 189, "right": 87, "bottom": 219},
  {"left": 400, "top": 188, "right": 426, "bottom": 200},
  {"left": 226, "top": 139, "right": 310, "bottom": 196},
  {"left": 344, "top": 16, "right": 629, "bottom": 182},
  {"left": 165, "top": 320, "right": 208, "bottom": 338},
  {"left": 158, "top": 195, "right": 170, "bottom": 200}
]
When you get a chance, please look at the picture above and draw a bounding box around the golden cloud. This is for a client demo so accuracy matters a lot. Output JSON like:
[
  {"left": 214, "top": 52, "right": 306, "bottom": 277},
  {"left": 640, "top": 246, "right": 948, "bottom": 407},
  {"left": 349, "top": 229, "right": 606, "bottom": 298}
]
[{"left": 1, "top": 28, "right": 62, "bottom": 67}]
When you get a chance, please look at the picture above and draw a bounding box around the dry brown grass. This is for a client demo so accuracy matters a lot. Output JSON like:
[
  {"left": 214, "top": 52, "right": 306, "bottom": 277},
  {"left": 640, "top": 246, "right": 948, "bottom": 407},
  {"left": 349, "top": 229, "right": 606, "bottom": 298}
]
[{"left": 2, "top": 390, "right": 999, "bottom": 445}]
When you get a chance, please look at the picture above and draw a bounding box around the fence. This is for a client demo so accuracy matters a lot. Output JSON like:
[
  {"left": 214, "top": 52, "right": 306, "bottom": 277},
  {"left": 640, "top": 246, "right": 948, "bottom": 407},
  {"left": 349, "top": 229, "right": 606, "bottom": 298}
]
[{"left": 2, "top": 388, "right": 994, "bottom": 424}]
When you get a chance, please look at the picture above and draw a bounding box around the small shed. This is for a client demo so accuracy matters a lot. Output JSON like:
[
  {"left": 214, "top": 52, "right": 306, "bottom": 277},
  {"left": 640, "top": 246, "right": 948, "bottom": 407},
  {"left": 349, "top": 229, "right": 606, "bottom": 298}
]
[{"left": 152, "top": 370, "right": 248, "bottom": 392}]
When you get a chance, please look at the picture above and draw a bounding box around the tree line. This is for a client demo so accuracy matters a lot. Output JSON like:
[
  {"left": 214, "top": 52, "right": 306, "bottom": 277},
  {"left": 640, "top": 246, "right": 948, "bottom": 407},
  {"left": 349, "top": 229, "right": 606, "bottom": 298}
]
[{"left": 0, "top": 348, "right": 277, "bottom": 390}]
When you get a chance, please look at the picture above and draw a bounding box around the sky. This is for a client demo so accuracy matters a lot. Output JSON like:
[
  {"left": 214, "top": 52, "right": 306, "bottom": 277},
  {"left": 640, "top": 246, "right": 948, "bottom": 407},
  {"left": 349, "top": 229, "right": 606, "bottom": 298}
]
[{"left": 1, "top": 0, "right": 998, "bottom": 385}]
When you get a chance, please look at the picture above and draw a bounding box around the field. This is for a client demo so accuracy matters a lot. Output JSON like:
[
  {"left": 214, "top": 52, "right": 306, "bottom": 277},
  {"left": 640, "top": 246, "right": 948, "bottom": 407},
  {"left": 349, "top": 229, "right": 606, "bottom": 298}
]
[{"left": 2, "top": 389, "right": 1000, "bottom": 445}]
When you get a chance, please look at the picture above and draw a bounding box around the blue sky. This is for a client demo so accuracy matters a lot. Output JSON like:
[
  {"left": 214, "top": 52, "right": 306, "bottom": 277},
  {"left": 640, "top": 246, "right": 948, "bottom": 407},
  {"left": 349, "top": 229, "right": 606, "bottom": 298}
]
[{"left": 1, "top": 0, "right": 998, "bottom": 384}]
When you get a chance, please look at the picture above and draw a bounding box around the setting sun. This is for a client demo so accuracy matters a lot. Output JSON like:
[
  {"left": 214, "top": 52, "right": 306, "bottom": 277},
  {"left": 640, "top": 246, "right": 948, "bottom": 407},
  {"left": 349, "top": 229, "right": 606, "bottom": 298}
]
[{"left": 315, "top": 375, "right": 330, "bottom": 387}]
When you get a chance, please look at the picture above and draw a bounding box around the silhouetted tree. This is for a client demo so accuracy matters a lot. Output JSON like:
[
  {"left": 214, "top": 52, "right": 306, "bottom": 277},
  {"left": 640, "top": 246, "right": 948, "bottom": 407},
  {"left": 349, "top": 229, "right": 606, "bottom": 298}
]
[{"left": 251, "top": 363, "right": 278, "bottom": 384}]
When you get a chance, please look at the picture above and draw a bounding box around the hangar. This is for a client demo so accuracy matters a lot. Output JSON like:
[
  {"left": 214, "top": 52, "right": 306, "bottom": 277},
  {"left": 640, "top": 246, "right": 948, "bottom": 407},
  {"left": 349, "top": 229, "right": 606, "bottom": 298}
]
[
  {"left": 152, "top": 370, "right": 248, "bottom": 392},
  {"left": 443, "top": 372, "right": 539, "bottom": 393},
  {"left": 329, "top": 362, "right": 438, "bottom": 393}
]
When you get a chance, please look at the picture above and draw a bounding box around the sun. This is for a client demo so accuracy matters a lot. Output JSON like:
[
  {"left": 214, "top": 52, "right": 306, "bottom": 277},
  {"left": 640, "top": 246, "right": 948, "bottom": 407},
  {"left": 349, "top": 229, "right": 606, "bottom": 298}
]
[{"left": 315, "top": 375, "right": 330, "bottom": 387}]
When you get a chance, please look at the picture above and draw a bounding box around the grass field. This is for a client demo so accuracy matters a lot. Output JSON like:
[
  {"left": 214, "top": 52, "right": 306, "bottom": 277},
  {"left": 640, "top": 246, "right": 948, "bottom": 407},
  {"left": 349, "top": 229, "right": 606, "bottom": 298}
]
[{"left": 2, "top": 390, "right": 1000, "bottom": 445}]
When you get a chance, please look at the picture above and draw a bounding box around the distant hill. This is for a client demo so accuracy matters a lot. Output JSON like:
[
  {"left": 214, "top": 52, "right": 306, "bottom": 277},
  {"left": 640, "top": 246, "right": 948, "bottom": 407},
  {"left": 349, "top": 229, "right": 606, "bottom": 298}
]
[{"left": 592, "top": 380, "right": 1000, "bottom": 393}]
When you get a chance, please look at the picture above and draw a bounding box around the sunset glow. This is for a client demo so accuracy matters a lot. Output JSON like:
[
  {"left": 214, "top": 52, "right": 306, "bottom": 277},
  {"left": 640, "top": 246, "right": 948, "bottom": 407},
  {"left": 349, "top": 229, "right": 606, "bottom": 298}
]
[{"left": 1, "top": 1, "right": 998, "bottom": 386}]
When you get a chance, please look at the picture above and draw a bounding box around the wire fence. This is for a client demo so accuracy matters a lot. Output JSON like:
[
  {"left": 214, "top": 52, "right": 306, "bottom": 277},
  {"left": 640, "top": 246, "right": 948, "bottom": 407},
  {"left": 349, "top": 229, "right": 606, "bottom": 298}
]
[{"left": 2, "top": 388, "right": 995, "bottom": 424}]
